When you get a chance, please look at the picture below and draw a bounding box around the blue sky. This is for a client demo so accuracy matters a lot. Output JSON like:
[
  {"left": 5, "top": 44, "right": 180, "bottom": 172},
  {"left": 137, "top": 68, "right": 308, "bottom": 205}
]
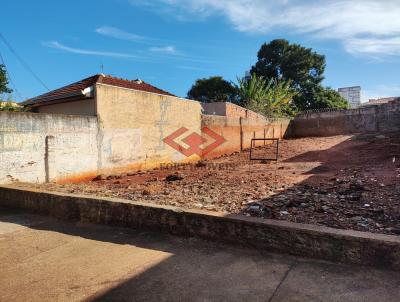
[{"left": 2, "top": 0, "right": 400, "bottom": 102}]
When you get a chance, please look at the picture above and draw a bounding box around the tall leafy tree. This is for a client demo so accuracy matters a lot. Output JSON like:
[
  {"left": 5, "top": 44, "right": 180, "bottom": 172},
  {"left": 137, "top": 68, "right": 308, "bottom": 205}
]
[
  {"left": 250, "top": 39, "right": 346, "bottom": 111},
  {"left": 187, "top": 76, "right": 238, "bottom": 103},
  {"left": 0, "top": 64, "right": 12, "bottom": 94}
]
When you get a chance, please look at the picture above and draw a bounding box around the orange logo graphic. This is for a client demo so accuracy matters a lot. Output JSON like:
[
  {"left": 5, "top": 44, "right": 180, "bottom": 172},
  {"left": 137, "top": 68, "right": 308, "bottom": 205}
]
[{"left": 163, "top": 127, "right": 225, "bottom": 157}]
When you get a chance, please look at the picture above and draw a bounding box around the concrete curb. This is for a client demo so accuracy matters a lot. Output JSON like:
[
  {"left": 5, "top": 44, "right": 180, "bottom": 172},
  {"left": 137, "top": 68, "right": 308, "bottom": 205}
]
[{"left": 1, "top": 185, "right": 400, "bottom": 270}]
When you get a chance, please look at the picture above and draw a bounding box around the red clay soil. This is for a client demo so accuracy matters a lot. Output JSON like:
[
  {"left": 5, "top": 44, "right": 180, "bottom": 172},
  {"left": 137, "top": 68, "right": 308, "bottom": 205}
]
[{"left": 18, "top": 133, "right": 400, "bottom": 235}]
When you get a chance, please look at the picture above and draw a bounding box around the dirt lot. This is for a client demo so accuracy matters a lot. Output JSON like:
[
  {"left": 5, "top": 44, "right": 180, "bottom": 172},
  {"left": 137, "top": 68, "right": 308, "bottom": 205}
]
[{"left": 17, "top": 133, "right": 400, "bottom": 235}]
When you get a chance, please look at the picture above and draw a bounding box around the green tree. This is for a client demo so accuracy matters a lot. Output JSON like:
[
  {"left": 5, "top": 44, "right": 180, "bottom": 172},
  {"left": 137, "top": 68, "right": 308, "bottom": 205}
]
[
  {"left": 187, "top": 76, "right": 238, "bottom": 103},
  {"left": 0, "top": 64, "right": 12, "bottom": 94},
  {"left": 236, "top": 73, "right": 271, "bottom": 109},
  {"left": 313, "top": 87, "right": 348, "bottom": 110},
  {"left": 250, "top": 39, "right": 345, "bottom": 111},
  {"left": 236, "top": 73, "right": 297, "bottom": 117}
]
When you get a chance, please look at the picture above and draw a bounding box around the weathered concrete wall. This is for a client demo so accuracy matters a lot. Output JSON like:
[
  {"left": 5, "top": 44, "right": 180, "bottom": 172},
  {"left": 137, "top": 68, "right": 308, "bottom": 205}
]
[
  {"left": 201, "top": 102, "right": 266, "bottom": 122},
  {"left": 2, "top": 185, "right": 400, "bottom": 271},
  {"left": 202, "top": 115, "right": 291, "bottom": 158},
  {"left": 0, "top": 85, "right": 202, "bottom": 184},
  {"left": 35, "top": 99, "right": 96, "bottom": 116},
  {"left": 201, "top": 116, "right": 241, "bottom": 157},
  {"left": 0, "top": 112, "right": 98, "bottom": 184},
  {"left": 0, "top": 88, "right": 292, "bottom": 184},
  {"left": 290, "top": 100, "right": 400, "bottom": 137},
  {"left": 95, "top": 84, "right": 202, "bottom": 172}
]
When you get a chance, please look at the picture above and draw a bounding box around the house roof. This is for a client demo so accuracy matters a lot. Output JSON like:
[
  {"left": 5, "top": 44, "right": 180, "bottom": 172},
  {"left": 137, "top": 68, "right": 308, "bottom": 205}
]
[
  {"left": 22, "top": 74, "right": 175, "bottom": 107},
  {"left": 361, "top": 97, "right": 400, "bottom": 107}
]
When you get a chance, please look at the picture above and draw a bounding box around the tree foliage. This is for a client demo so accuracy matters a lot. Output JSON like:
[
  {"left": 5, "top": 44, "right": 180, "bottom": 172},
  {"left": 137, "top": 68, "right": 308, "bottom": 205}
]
[
  {"left": 250, "top": 39, "right": 347, "bottom": 111},
  {"left": 236, "top": 73, "right": 297, "bottom": 117},
  {"left": 187, "top": 76, "right": 238, "bottom": 103},
  {"left": 187, "top": 39, "right": 349, "bottom": 115},
  {"left": 313, "top": 87, "right": 349, "bottom": 110},
  {"left": 0, "top": 65, "right": 19, "bottom": 111},
  {"left": 236, "top": 73, "right": 271, "bottom": 106},
  {"left": 0, "top": 64, "right": 12, "bottom": 94},
  {"left": 0, "top": 101, "right": 23, "bottom": 112}
]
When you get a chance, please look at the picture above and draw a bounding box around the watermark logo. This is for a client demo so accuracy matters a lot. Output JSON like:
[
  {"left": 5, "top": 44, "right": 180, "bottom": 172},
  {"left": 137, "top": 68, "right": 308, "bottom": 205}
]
[
  {"left": 163, "top": 127, "right": 225, "bottom": 157},
  {"left": 160, "top": 162, "right": 235, "bottom": 171}
]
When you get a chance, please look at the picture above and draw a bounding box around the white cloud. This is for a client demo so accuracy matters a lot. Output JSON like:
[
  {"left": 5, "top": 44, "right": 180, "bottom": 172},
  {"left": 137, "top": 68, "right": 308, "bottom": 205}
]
[
  {"left": 44, "top": 41, "right": 138, "bottom": 58},
  {"left": 134, "top": 0, "right": 400, "bottom": 56},
  {"left": 96, "top": 26, "right": 181, "bottom": 55},
  {"left": 345, "top": 37, "right": 400, "bottom": 56},
  {"left": 149, "top": 45, "right": 178, "bottom": 54},
  {"left": 95, "top": 26, "right": 151, "bottom": 43}
]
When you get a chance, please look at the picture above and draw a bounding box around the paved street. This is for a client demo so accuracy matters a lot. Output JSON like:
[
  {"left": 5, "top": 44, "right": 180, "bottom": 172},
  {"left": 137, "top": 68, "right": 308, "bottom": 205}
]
[{"left": 0, "top": 207, "right": 399, "bottom": 302}]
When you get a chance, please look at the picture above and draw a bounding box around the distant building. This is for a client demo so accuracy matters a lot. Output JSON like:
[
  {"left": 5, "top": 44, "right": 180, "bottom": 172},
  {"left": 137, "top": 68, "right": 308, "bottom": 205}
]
[
  {"left": 338, "top": 86, "right": 361, "bottom": 108},
  {"left": 361, "top": 97, "right": 400, "bottom": 107}
]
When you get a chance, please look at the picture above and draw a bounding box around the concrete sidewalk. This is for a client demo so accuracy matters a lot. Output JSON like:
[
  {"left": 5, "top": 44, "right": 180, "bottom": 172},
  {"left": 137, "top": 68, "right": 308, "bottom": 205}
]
[{"left": 0, "top": 207, "right": 399, "bottom": 302}]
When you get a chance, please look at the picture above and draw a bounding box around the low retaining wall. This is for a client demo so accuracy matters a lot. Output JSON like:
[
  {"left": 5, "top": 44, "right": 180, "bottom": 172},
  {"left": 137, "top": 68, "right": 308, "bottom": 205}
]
[
  {"left": 1, "top": 185, "right": 400, "bottom": 271},
  {"left": 290, "top": 100, "right": 400, "bottom": 137}
]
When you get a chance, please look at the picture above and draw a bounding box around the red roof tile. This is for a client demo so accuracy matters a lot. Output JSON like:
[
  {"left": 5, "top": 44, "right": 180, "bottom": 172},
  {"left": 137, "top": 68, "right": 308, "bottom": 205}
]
[{"left": 23, "top": 74, "right": 175, "bottom": 106}]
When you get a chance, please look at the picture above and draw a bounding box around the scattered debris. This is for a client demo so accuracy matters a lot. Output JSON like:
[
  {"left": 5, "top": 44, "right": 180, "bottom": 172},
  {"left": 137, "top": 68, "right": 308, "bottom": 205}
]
[
  {"left": 92, "top": 174, "right": 107, "bottom": 181},
  {"left": 195, "top": 161, "right": 207, "bottom": 168},
  {"left": 165, "top": 174, "right": 184, "bottom": 181},
  {"left": 142, "top": 189, "right": 151, "bottom": 196},
  {"left": 18, "top": 133, "right": 400, "bottom": 236}
]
